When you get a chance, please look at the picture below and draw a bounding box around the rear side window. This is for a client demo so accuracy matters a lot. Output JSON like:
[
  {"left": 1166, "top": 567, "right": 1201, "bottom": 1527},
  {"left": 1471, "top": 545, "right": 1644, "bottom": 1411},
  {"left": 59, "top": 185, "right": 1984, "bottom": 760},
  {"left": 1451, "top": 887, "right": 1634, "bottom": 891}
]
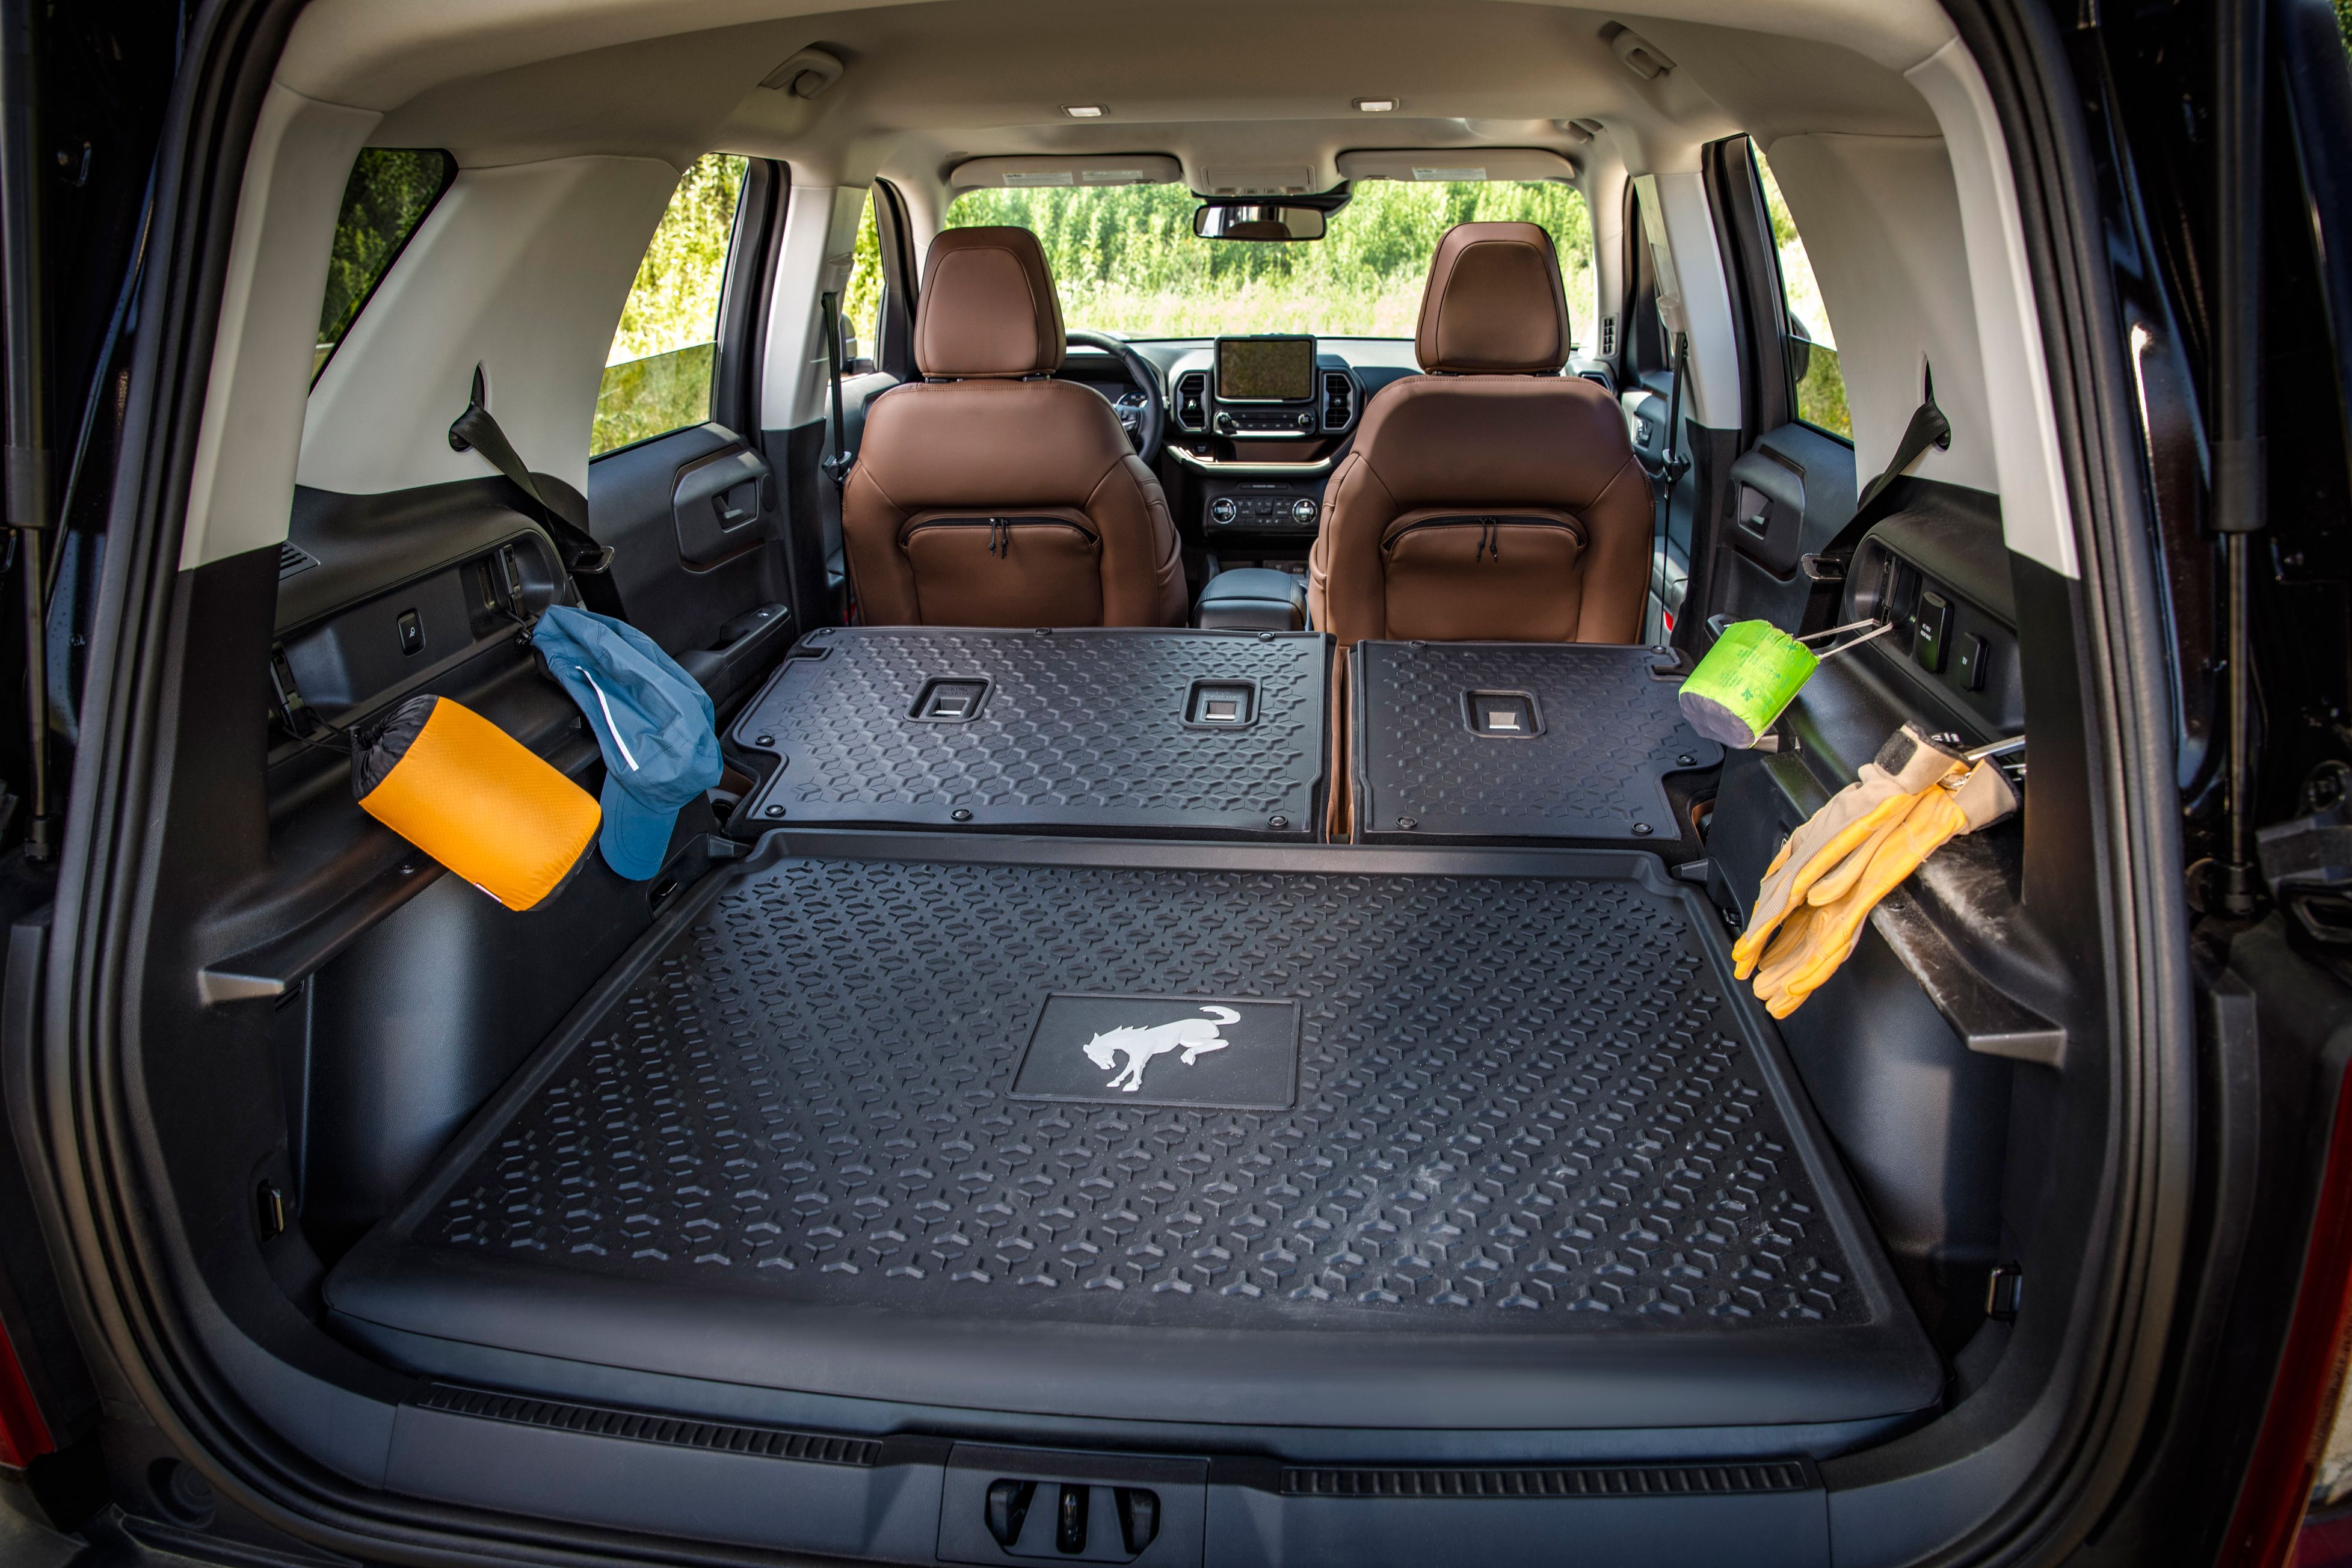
[
  {"left": 594, "top": 153, "right": 749, "bottom": 457},
  {"left": 842, "top": 189, "right": 882, "bottom": 372},
  {"left": 314, "top": 149, "right": 454, "bottom": 383},
  {"left": 1754, "top": 150, "right": 1852, "bottom": 441}
]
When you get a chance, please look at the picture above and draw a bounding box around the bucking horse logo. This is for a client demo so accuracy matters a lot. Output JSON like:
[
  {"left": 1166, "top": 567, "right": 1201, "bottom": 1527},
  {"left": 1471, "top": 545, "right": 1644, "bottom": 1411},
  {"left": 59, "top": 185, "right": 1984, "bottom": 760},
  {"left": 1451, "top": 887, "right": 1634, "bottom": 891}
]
[{"left": 1081, "top": 1005, "right": 1240, "bottom": 1093}]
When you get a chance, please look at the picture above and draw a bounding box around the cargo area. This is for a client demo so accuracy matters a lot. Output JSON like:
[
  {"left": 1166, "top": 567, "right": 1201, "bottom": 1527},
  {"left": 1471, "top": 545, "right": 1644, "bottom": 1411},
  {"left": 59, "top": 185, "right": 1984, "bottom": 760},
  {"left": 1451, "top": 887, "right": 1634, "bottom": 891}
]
[
  {"left": 32, "top": 0, "right": 2191, "bottom": 1552},
  {"left": 327, "top": 831, "right": 1938, "bottom": 1439}
]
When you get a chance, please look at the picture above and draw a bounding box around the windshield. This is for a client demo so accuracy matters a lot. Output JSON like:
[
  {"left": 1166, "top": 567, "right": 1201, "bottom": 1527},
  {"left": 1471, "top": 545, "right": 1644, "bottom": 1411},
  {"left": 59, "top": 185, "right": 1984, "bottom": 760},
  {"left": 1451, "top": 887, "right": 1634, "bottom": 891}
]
[{"left": 943, "top": 181, "right": 1596, "bottom": 342}]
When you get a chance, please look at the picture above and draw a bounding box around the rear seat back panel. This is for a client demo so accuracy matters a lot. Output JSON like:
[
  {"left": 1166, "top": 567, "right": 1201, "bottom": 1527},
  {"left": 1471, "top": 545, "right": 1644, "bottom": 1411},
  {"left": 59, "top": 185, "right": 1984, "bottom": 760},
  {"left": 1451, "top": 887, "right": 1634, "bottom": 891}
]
[
  {"left": 1350, "top": 641, "right": 1723, "bottom": 850},
  {"left": 726, "top": 627, "right": 1329, "bottom": 840}
]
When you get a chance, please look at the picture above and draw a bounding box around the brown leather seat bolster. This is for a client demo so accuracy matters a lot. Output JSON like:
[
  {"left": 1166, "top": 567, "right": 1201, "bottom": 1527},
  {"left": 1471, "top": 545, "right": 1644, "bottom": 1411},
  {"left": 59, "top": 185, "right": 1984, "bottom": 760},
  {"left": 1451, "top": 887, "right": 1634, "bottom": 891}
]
[
  {"left": 1313, "top": 370, "right": 1643, "bottom": 647},
  {"left": 839, "top": 226, "right": 1183, "bottom": 630},
  {"left": 842, "top": 376, "right": 1184, "bottom": 629}
]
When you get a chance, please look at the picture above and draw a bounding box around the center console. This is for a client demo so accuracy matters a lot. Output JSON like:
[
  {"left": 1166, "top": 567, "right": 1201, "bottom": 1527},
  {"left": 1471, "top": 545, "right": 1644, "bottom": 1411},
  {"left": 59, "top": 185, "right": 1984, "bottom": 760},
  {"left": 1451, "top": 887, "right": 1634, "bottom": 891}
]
[
  {"left": 1170, "top": 335, "right": 1359, "bottom": 541},
  {"left": 1210, "top": 336, "right": 1325, "bottom": 437}
]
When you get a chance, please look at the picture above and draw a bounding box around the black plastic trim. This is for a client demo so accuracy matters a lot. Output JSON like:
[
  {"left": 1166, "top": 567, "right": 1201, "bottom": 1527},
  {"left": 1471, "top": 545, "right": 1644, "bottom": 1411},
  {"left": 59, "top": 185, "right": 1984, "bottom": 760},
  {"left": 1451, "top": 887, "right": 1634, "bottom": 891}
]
[
  {"left": 411, "top": 1383, "right": 880, "bottom": 1468},
  {"left": 1277, "top": 1460, "right": 1817, "bottom": 1499}
]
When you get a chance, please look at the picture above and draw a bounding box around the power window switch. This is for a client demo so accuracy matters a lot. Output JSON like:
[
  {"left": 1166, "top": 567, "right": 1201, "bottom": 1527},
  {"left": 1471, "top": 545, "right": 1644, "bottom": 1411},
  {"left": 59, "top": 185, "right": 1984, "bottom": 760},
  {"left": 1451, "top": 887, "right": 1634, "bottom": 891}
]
[{"left": 1955, "top": 632, "right": 1989, "bottom": 692}]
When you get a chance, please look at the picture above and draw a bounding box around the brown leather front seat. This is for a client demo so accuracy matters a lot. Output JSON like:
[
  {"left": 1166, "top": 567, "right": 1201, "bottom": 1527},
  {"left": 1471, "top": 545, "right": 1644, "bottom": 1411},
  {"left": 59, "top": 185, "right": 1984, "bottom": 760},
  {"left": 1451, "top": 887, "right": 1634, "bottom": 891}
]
[
  {"left": 841, "top": 227, "right": 1185, "bottom": 628},
  {"left": 1309, "top": 222, "right": 1649, "bottom": 647}
]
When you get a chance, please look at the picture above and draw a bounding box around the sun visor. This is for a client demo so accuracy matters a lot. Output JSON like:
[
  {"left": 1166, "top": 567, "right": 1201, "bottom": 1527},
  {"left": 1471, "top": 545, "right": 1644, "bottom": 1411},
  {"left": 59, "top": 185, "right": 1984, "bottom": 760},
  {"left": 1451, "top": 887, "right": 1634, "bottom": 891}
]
[
  {"left": 949, "top": 155, "right": 1183, "bottom": 189},
  {"left": 1335, "top": 148, "right": 1580, "bottom": 183}
]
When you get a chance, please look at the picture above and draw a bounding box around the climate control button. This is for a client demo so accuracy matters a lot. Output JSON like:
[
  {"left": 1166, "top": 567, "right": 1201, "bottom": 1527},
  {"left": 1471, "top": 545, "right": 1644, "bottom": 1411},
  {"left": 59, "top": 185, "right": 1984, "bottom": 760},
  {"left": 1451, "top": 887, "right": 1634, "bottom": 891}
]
[
  {"left": 1290, "top": 497, "right": 1319, "bottom": 525},
  {"left": 1209, "top": 497, "right": 1239, "bottom": 525}
]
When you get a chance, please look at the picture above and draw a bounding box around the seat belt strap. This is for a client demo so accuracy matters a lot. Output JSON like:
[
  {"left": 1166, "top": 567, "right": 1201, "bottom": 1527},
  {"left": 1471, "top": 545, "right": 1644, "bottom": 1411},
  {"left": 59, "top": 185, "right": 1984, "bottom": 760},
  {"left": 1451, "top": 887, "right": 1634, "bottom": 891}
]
[
  {"left": 1797, "top": 364, "right": 1951, "bottom": 635},
  {"left": 447, "top": 366, "right": 624, "bottom": 617},
  {"left": 1649, "top": 330, "right": 1691, "bottom": 642},
  {"left": 819, "top": 291, "right": 852, "bottom": 492}
]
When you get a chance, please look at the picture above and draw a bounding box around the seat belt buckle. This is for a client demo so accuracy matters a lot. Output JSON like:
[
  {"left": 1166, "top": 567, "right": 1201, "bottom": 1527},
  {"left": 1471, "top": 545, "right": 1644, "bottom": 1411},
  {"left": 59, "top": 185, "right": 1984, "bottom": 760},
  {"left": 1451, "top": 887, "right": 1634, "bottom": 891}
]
[
  {"left": 269, "top": 645, "right": 318, "bottom": 737},
  {"left": 820, "top": 451, "right": 852, "bottom": 491}
]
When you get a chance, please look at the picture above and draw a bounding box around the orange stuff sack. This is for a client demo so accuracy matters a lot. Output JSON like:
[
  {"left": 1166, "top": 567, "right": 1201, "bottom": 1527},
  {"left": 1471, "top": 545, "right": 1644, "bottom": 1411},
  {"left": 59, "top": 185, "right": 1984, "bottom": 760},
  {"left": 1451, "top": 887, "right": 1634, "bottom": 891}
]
[{"left": 353, "top": 695, "right": 600, "bottom": 912}]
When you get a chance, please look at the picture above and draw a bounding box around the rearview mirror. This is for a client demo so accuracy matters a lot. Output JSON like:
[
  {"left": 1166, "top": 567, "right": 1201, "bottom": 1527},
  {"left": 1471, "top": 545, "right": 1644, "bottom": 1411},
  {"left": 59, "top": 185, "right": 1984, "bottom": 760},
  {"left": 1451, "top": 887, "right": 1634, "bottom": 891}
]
[{"left": 1193, "top": 203, "right": 1326, "bottom": 241}]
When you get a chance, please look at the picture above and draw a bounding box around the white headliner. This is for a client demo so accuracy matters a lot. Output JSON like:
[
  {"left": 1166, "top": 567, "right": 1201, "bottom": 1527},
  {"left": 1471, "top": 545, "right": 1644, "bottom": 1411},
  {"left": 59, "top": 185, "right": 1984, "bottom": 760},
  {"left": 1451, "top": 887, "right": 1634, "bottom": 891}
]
[
  {"left": 285, "top": 0, "right": 1953, "bottom": 184},
  {"left": 183, "top": 0, "right": 2082, "bottom": 583}
]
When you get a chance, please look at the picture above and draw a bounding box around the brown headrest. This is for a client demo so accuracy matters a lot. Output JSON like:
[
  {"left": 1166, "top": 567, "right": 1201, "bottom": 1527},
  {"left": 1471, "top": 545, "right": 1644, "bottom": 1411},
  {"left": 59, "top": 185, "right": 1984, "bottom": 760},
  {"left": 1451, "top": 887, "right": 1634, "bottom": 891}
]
[
  {"left": 1414, "top": 222, "right": 1571, "bottom": 375},
  {"left": 914, "top": 226, "right": 1065, "bottom": 378}
]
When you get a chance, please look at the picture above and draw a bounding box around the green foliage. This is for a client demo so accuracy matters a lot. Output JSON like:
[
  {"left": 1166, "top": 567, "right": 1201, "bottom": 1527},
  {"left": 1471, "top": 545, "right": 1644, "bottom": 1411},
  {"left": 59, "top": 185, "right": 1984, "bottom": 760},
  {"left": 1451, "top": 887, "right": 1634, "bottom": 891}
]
[
  {"left": 945, "top": 180, "right": 1596, "bottom": 341},
  {"left": 593, "top": 343, "right": 715, "bottom": 455},
  {"left": 1753, "top": 151, "right": 1852, "bottom": 440},
  {"left": 610, "top": 154, "right": 747, "bottom": 364},
  {"left": 315, "top": 149, "right": 451, "bottom": 378},
  {"left": 843, "top": 195, "right": 883, "bottom": 361},
  {"left": 594, "top": 154, "right": 747, "bottom": 455},
  {"left": 1793, "top": 342, "right": 1852, "bottom": 440}
]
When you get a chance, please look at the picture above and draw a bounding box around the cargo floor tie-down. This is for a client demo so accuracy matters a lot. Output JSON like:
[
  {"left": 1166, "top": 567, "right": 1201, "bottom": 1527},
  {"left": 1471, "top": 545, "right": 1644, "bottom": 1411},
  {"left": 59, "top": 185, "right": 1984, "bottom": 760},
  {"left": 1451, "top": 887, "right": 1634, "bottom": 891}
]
[{"left": 328, "top": 834, "right": 1936, "bottom": 1434}]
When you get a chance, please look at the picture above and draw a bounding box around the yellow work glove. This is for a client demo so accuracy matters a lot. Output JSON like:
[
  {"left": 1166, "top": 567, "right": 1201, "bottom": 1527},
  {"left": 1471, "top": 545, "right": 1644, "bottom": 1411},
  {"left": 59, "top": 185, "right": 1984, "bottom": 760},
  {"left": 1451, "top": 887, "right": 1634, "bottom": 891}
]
[
  {"left": 1752, "top": 758, "right": 2021, "bottom": 1018},
  {"left": 1730, "top": 724, "right": 1965, "bottom": 979}
]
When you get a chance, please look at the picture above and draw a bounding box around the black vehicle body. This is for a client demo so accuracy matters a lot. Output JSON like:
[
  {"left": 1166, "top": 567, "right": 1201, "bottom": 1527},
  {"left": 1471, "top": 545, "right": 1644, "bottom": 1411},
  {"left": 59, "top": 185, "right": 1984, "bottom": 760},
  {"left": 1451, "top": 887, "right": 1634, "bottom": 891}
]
[{"left": 0, "top": 1, "right": 2349, "bottom": 1566}]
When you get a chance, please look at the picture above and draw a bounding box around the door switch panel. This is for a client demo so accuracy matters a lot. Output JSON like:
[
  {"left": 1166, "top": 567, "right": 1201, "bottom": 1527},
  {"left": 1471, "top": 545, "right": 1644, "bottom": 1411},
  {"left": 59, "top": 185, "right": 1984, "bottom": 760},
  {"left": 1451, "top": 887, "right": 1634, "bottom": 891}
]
[{"left": 1846, "top": 517, "right": 2025, "bottom": 737}]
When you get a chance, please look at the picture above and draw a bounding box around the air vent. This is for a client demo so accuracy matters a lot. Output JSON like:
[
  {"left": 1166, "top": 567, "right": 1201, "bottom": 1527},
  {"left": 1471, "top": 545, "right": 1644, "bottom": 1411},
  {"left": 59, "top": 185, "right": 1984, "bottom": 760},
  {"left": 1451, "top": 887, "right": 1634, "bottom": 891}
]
[
  {"left": 1599, "top": 315, "right": 1618, "bottom": 357},
  {"left": 277, "top": 542, "right": 318, "bottom": 579},
  {"left": 411, "top": 1384, "right": 881, "bottom": 1468},
  {"left": 1320, "top": 370, "right": 1355, "bottom": 432},
  {"left": 1578, "top": 370, "right": 1614, "bottom": 394},
  {"left": 1175, "top": 370, "right": 1209, "bottom": 433},
  {"left": 1281, "top": 1460, "right": 1814, "bottom": 1499}
]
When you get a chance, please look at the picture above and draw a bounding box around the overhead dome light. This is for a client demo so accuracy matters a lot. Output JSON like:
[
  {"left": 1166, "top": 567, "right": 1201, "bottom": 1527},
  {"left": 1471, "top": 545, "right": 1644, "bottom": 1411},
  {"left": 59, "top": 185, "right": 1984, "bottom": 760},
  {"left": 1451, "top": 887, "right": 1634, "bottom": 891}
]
[
  {"left": 1353, "top": 97, "right": 1398, "bottom": 112},
  {"left": 1062, "top": 103, "right": 1106, "bottom": 118}
]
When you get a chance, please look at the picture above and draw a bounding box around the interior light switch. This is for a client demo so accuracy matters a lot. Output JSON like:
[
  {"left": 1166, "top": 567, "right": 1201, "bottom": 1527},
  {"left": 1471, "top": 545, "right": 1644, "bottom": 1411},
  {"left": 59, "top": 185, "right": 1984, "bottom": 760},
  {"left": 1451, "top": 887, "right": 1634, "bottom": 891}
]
[{"left": 1913, "top": 591, "right": 1952, "bottom": 674}]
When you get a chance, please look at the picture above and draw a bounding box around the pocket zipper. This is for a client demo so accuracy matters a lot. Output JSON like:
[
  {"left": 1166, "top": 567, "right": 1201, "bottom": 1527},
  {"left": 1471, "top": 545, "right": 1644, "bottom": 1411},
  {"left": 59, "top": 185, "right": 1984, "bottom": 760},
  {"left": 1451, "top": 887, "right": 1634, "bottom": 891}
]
[
  {"left": 1382, "top": 515, "right": 1585, "bottom": 565},
  {"left": 904, "top": 517, "right": 1101, "bottom": 559}
]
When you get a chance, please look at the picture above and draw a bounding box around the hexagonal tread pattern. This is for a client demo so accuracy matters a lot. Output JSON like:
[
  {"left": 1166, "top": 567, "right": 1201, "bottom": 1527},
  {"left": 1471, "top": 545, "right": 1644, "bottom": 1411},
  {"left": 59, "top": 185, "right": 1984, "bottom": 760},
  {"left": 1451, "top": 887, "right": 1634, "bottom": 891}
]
[
  {"left": 729, "top": 629, "right": 1325, "bottom": 838},
  {"left": 1353, "top": 641, "right": 1722, "bottom": 843},
  {"left": 415, "top": 854, "right": 1864, "bottom": 1331}
]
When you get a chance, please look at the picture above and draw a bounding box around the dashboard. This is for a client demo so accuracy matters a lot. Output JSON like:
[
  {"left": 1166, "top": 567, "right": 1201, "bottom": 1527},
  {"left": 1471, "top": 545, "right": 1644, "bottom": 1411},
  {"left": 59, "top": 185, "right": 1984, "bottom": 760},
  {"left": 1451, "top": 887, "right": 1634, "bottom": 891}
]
[
  {"left": 1056, "top": 336, "right": 1612, "bottom": 547},
  {"left": 1154, "top": 336, "right": 1412, "bottom": 541}
]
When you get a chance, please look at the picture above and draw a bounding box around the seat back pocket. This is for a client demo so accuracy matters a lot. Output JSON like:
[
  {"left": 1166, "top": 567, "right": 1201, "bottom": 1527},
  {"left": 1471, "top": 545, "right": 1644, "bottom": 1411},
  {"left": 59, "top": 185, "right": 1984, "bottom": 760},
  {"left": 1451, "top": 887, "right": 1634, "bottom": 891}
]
[
  {"left": 1381, "top": 512, "right": 1587, "bottom": 642},
  {"left": 902, "top": 514, "right": 1103, "bottom": 627}
]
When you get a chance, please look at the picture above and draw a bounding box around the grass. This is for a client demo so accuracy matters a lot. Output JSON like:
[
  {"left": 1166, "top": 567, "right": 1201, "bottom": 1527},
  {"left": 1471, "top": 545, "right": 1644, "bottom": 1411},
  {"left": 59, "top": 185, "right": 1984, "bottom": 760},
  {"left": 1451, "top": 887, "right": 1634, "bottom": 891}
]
[{"left": 946, "top": 179, "right": 1598, "bottom": 344}]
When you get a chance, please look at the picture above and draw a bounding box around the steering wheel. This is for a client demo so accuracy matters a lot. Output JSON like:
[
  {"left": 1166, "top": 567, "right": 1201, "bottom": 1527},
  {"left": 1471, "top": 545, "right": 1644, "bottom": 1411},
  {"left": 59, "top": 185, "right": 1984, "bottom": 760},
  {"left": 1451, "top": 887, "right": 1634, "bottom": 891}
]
[{"left": 1066, "top": 328, "right": 1166, "bottom": 470}]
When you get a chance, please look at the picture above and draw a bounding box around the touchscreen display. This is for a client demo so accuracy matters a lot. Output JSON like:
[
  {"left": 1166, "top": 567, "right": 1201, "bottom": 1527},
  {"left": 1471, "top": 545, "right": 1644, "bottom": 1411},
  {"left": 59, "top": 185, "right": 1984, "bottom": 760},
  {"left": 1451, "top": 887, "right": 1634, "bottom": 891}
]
[{"left": 1217, "top": 337, "right": 1316, "bottom": 401}]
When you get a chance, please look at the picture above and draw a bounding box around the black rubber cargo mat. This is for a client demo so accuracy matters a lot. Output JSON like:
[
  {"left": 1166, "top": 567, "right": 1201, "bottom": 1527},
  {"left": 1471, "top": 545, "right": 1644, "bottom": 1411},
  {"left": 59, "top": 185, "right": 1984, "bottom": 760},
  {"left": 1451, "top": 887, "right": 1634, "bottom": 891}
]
[
  {"left": 1350, "top": 641, "right": 1722, "bottom": 846},
  {"left": 327, "top": 834, "right": 1937, "bottom": 1433},
  {"left": 725, "top": 627, "right": 1326, "bottom": 840}
]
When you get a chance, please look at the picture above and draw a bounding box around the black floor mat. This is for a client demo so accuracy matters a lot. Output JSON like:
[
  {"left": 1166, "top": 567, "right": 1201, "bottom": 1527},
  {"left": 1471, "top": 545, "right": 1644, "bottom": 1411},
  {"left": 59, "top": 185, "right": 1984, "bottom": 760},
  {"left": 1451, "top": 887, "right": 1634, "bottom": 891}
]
[
  {"left": 1351, "top": 641, "right": 1722, "bottom": 846},
  {"left": 328, "top": 835, "right": 1936, "bottom": 1432},
  {"left": 725, "top": 627, "right": 1326, "bottom": 840}
]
